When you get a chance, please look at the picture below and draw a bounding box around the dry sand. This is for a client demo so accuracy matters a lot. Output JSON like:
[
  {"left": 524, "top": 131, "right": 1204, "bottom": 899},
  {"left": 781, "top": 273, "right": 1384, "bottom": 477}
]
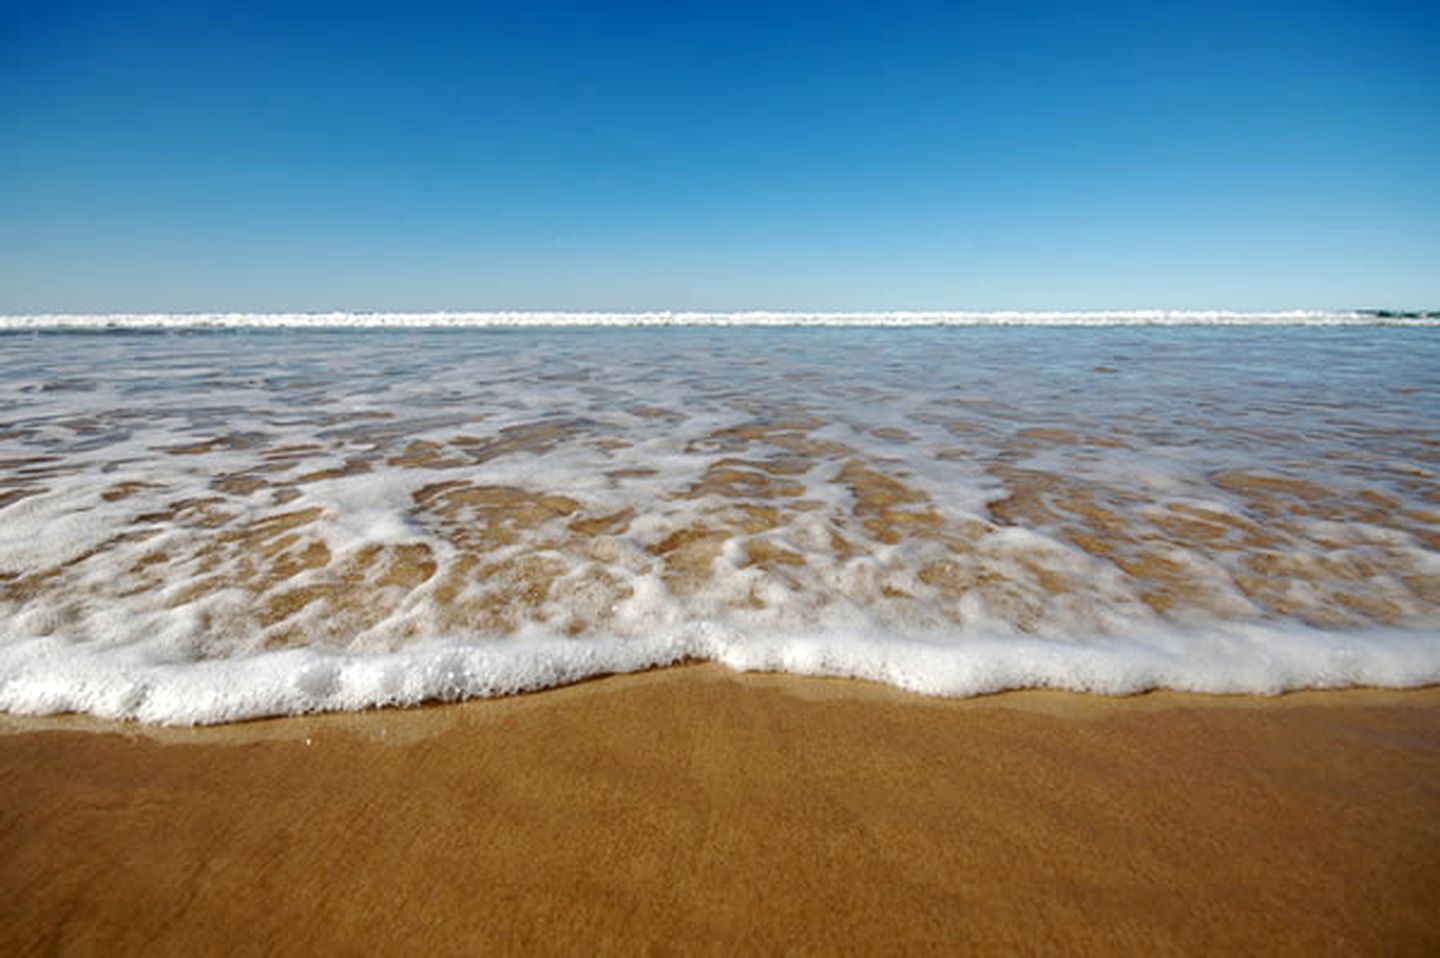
[{"left": 2, "top": 666, "right": 1438, "bottom": 955}]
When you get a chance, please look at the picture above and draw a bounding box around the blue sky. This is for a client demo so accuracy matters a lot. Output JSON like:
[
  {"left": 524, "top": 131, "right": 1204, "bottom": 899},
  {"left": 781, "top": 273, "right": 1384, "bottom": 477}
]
[{"left": 2, "top": 0, "right": 1437, "bottom": 311}]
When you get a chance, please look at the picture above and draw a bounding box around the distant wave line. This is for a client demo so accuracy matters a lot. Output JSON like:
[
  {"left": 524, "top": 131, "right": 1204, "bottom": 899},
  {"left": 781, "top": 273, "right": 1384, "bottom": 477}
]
[{"left": 3, "top": 310, "right": 1438, "bottom": 330}]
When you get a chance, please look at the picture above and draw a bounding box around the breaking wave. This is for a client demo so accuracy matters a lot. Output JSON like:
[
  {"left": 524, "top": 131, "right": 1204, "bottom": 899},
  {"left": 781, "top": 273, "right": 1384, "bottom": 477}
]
[{"left": 3, "top": 309, "right": 1437, "bottom": 330}]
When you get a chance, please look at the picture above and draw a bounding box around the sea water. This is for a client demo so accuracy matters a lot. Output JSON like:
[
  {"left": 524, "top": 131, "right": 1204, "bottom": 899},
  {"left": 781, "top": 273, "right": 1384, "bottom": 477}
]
[{"left": 1, "top": 316, "right": 1437, "bottom": 723}]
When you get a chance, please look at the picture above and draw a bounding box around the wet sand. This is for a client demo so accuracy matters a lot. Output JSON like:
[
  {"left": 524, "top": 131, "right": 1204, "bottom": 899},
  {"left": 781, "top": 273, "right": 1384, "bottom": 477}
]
[{"left": 3, "top": 667, "right": 1439, "bottom": 955}]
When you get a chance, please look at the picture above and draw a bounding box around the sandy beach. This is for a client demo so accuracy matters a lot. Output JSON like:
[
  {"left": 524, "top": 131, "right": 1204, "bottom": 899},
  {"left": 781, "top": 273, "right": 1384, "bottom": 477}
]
[
  {"left": 7, "top": 0, "right": 1439, "bottom": 949},
  {"left": 3, "top": 666, "right": 1438, "bottom": 955}
]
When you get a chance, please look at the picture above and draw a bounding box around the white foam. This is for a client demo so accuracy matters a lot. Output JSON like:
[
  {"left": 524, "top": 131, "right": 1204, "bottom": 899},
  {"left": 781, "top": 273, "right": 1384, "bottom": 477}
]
[
  {"left": 0, "top": 491, "right": 118, "bottom": 576},
  {"left": 0, "top": 620, "right": 1436, "bottom": 725},
  {"left": 2, "top": 325, "right": 1438, "bottom": 724},
  {"left": 2, "top": 310, "right": 1436, "bottom": 329}
]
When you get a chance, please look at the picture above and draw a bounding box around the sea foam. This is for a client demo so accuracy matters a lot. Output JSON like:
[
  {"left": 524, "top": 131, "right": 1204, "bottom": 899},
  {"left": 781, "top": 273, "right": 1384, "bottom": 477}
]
[
  {"left": 1, "top": 325, "right": 1437, "bottom": 724},
  {"left": 3, "top": 621, "right": 1438, "bottom": 726}
]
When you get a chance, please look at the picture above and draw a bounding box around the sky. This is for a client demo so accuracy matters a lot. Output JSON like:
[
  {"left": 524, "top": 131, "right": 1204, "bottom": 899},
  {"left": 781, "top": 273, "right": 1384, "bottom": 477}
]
[{"left": 2, "top": 0, "right": 1437, "bottom": 312}]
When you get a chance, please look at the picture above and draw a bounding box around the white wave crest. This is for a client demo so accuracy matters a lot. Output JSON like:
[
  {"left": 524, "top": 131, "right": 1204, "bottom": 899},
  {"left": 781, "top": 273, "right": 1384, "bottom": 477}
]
[{"left": 2, "top": 310, "right": 1436, "bottom": 330}]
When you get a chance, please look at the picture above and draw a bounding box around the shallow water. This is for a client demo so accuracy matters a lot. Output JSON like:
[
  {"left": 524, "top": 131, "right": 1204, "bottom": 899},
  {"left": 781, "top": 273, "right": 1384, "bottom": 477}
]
[{"left": 2, "top": 326, "right": 1438, "bottom": 723}]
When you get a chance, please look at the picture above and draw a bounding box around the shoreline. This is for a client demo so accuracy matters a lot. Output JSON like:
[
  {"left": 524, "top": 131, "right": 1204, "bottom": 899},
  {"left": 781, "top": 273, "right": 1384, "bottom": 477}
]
[
  {"left": 3, "top": 662, "right": 1439, "bottom": 740},
  {"left": 6, "top": 326, "right": 1439, "bottom": 728},
  {"left": 4, "top": 666, "right": 1439, "bottom": 953}
]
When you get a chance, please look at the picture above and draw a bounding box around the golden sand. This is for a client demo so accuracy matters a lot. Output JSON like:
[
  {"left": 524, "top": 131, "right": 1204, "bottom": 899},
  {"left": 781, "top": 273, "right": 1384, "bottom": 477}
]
[{"left": 3, "top": 667, "right": 1438, "bottom": 954}]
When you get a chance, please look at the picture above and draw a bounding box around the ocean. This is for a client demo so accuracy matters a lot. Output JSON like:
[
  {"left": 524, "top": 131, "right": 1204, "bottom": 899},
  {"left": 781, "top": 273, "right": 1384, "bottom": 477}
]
[{"left": 2, "top": 313, "right": 1438, "bottom": 723}]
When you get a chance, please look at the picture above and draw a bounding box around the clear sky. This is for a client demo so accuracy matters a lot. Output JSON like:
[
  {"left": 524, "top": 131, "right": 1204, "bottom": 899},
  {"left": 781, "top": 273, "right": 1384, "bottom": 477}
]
[{"left": 2, "top": 0, "right": 1437, "bottom": 312}]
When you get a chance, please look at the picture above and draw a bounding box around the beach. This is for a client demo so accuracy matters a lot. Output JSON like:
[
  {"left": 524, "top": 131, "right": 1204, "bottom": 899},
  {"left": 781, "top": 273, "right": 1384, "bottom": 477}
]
[
  {"left": 2, "top": 321, "right": 1439, "bottom": 952},
  {"left": 7, "top": 0, "right": 1438, "bottom": 947},
  {"left": 4, "top": 666, "right": 1439, "bottom": 954}
]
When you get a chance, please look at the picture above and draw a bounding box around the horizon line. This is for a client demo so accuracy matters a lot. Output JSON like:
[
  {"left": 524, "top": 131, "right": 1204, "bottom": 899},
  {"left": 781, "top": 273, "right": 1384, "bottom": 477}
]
[{"left": 4, "top": 309, "right": 1440, "bottom": 330}]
